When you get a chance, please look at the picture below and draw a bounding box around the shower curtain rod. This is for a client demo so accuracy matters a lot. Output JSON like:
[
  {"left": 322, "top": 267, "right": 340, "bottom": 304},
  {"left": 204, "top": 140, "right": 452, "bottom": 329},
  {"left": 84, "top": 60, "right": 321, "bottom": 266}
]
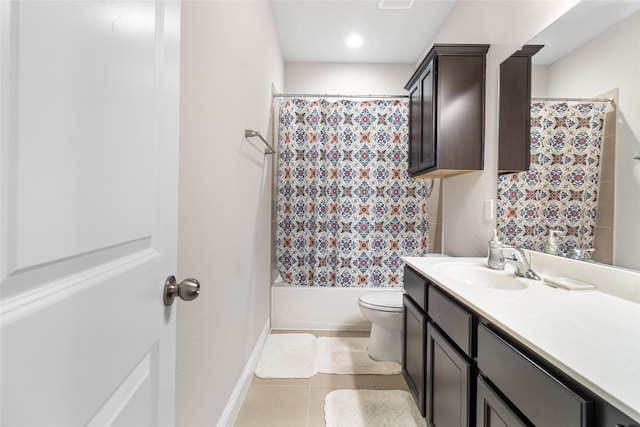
[
  {"left": 273, "top": 92, "right": 409, "bottom": 99},
  {"left": 531, "top": 96, "right": 615, "bottom": 104}
]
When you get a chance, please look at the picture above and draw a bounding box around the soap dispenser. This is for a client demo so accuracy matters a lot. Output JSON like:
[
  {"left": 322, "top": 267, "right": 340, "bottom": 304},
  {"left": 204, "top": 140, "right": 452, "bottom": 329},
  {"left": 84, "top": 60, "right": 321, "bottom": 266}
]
[
  {"left": 544, "top": 230, "right": 561, "bottom": 255},
  {"left": 487, "top": 230, "right": 505, "bottom": 270}
]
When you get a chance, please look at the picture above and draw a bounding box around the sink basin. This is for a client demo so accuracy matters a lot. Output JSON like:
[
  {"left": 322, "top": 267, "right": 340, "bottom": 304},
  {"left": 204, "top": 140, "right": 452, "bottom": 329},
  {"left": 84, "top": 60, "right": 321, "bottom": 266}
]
[{"left": 433, "top": 262, "right": 530, "bottom": 290}]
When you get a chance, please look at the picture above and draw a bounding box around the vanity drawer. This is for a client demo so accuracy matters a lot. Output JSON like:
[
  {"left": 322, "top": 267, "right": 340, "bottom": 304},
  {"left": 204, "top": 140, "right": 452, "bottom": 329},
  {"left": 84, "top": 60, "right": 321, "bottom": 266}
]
[
  {"left": 428, "top": 286, "right": 473, "bottom": 356},
  {"left": 404, "top": 266, "right": 428, "bottom": 311},
  {"left": 477, "top": 324, "right": 590, "bottom": 427}
]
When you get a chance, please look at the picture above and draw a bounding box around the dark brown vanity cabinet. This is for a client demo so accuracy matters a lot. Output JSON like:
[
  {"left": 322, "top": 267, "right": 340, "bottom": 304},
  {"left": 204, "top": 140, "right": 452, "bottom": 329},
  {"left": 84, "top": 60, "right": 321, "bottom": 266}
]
[
  {"left": 477, "top": 324, "right": 590, "bottom": 427},
  {"left": 402, "top": 267, "right": 428, "bottom": 415},
  {"left": 426, "top": 286, "right": 475, "bottom": 427},
  {"left": 498, "top": 45, "right": 543, "bottom": 174},
  {"left": 477, "top": 326, "right": 640, "bottom": 427},
  {"left": 405, "top": 44, "right": 489, "bottom": 179},
  {"left": 403, "top": 295, "right": 427, "bottom": 416},
  {"left": 401, "top": 266, "right": 639, "bottom": 427},
  {"left": 426, "top": 322, "right": 472, "bottom": 427},
  {"left": 403, "top": 266, "right": 477, "bottom": 424},
  {"left": 476, "top": 375, "right": 527, "bottom": 427}
]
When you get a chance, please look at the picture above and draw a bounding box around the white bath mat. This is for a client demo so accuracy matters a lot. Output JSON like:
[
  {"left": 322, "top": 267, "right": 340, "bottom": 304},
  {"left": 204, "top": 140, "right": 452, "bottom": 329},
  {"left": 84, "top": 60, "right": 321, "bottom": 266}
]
[
  {"left": 324, "top": 389, "right": 426, "bottom": 427},
  {"left": 317, "top": 337, "right": 401, "bottom": 375},
  {"left": 254, "top": 333, "right": 317, "bottom": 378}
]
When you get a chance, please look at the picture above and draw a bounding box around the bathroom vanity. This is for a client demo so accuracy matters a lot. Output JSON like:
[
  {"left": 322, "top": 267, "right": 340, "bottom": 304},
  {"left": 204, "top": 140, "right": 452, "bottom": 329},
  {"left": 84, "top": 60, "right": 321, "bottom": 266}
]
[{"left": 401, "top": 256, "right": 640, "bottom": 427}]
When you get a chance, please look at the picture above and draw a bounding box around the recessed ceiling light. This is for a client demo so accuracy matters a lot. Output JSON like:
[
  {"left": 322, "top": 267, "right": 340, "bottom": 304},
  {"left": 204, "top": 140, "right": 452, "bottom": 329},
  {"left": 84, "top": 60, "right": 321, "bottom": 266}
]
[{"left": 346, "top": 34, "right": 363, "bottom": 48}]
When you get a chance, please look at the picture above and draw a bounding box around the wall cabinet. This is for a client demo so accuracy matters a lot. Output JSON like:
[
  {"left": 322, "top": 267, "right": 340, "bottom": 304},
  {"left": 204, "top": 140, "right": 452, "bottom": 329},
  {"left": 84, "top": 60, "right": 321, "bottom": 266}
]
[
  {"left": 498, "top": 45, "right": 543, "bottom": 174},
  {"left": 405, "top": 44, "right": 489, "bottom": 179}
]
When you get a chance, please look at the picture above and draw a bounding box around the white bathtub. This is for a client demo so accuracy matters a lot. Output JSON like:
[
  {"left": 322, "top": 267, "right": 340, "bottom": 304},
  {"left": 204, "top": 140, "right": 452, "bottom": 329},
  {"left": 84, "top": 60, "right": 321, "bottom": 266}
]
[{"left": 271, "top": 280, "right": 405, "bottom": 331}]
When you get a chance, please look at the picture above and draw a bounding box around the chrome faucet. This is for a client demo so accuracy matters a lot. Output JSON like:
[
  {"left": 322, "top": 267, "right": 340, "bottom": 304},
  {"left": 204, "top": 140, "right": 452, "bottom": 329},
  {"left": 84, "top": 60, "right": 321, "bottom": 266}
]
[
  {"left": 568, "top": 247, "right": 595, "bottom": 261},
  {"left": 504, "top": 246, "right": 542, "bottom": 280}
]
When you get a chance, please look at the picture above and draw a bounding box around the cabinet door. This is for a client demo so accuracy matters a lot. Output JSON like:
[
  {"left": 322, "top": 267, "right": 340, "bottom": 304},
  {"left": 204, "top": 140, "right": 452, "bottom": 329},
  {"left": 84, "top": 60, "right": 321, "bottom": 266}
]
[
  {"left": 404, "top": 266, "right": 428, "bottom": 312},
  {"left": 426, "top": 322, "right": 471, "bottom": 427},
  {"left": 419, "top": 60, "right": 436, "bottom": 172},
  {"left": 498, "top": 54, "right": 531, "bottom": 173},
  {"left": 478, "top": 324, "right": 590, "bottom": 427},
  {"left": 595, "top": 402, "right": 640, "bottom": 427},
  {"left": 498, "top": 45, "right": 542, "bottom": 174},
  {"left": 408, "top": 83, "right": 421, "bottom": 175},
  {"left": 477, "top": 375, "right": 528, "bottom": 427},
  {"left": 403, "top": 295, "right": 426, "bottom": 416}
]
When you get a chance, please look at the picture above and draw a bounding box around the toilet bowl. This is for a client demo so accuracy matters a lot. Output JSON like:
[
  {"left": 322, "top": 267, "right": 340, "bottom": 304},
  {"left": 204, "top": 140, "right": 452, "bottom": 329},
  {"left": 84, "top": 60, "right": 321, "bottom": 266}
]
[{"left": 358, "top": 291, "right": 404, "bottom": 363}]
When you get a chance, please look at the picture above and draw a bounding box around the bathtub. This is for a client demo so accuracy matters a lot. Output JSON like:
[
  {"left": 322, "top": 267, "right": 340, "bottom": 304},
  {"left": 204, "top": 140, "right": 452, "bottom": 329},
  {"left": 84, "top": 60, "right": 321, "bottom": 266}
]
[{"left": 271, "top": 279, "right": 405, "bottom": 331}]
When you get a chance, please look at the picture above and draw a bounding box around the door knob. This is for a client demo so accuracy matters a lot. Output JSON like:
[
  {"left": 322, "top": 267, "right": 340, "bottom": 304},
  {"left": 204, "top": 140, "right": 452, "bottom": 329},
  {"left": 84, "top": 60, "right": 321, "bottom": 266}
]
[{"left": 164, "top": 275, "right": 200, "bottom": 306}]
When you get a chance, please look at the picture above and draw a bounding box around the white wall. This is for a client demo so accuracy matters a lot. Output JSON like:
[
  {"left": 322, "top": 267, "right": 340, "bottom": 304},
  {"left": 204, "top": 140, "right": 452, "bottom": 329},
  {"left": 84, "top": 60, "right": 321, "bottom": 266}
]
[
  {"left": 284, "top": 62, "right": 414, "bottom": 95},
  {"left": 177, "top": 1, "right": 284, "bottom": 425},
  {"left": 539, "top": 11, "right": 640, "bottom": 270},
  {"left": 419, "top": 0, "right": 579, "bottom": 257}
]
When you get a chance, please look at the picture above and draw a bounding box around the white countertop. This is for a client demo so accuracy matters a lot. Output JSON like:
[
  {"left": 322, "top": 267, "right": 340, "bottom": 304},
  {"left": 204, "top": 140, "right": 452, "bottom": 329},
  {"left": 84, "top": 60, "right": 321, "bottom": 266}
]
[{"left": 403, "top": 256, "right": 640, "bottom": 422}]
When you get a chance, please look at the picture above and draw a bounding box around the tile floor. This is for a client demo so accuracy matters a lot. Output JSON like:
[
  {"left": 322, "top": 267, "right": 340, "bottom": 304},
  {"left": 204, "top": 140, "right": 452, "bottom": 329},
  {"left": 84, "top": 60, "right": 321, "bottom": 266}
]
[{"left": 234, "top": 330, "right": 410, "bottom": 427}]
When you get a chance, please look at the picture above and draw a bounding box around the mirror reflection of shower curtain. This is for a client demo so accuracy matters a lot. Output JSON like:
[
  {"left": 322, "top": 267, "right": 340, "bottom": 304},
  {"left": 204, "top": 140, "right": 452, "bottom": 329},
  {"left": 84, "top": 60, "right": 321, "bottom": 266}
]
[
  {"left": 497, "top": 102, "right": 607, "bottom": 256},
  {"left": 276, "top": 99, "right": 429, "bottom": 287}
]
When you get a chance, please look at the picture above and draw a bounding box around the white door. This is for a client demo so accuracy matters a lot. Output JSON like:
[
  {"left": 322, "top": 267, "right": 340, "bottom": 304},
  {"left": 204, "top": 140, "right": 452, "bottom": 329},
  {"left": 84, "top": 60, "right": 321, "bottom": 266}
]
[{"left": 0, "top": 1, "right": 182, "bottom": 425}]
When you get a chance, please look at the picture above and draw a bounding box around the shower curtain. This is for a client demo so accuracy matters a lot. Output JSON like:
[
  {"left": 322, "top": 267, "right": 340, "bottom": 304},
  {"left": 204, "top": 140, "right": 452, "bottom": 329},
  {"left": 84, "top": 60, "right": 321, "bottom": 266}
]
[
  {"left": 497, "top": 102, "right": 606, "bottom": 254},
  {"left": 276, "top": 99, "right": 429, "bottom": 287}
]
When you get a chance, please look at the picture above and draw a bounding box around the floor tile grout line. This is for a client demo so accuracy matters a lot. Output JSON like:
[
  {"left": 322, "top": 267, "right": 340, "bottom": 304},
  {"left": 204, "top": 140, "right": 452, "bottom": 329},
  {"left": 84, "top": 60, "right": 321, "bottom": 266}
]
[{"left": 306, "top": 378, "right": 313, "bottom": 427}]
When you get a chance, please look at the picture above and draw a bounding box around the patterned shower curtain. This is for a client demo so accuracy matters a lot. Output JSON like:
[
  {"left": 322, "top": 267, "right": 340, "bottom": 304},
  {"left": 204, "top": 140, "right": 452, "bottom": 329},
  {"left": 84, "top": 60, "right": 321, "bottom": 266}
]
[
  {"left": 276, "top": 99, "right": 429, "bottom": 287},
  {"left": 497, "top": 102, "right": 606, "bottom": 254}
]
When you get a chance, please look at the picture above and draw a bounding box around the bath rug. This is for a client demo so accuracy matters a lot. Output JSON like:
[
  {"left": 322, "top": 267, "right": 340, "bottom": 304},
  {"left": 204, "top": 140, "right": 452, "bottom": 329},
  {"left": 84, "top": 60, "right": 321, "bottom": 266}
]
[
  {"left": 317, "top": 337, "right": 401, "bottom": 375},
  {"left": 324, "top": 389, "right": 426, "bottom": 427},
  {"left": 254, "top": 333, "right": 317, "bottom": 378}
]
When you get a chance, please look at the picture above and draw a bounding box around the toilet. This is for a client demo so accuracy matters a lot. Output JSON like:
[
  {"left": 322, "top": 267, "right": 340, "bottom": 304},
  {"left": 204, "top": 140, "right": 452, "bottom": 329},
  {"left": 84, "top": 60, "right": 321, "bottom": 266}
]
[{"left": 358, "top": 291, "right": 404, "bottom": 363}]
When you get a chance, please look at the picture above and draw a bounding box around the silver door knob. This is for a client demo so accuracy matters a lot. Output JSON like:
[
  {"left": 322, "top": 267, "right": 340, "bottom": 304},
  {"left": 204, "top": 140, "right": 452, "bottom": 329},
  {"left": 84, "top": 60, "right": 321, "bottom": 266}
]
[{"left": 164, "top": 275, "right": 200, "bottom": 306}]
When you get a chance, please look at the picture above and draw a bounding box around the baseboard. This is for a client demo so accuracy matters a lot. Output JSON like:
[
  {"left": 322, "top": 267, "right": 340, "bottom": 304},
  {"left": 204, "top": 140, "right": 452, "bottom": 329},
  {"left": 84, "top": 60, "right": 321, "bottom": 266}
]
[{"left": 216, "top": 318, "right": 271, "bottom": 427}]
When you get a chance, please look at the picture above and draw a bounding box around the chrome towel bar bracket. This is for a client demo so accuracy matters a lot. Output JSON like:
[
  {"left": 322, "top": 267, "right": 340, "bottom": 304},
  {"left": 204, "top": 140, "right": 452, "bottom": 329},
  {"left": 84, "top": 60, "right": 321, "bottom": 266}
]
[{"left": 245, "top": 129, "right": 275, "bottom": 154}]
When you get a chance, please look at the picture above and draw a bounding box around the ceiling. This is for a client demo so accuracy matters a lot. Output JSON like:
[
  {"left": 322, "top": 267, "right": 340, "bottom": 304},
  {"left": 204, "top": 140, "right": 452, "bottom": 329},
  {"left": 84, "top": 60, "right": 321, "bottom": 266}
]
[
  {"left": 270, "top": 0, "right": 457, "bottom": 64},
  {"left": 270, "top": 0, "right": 640, "bottom": 65},
  {"left": 529, "top": 0, "right": 640, "bottom": 65}
]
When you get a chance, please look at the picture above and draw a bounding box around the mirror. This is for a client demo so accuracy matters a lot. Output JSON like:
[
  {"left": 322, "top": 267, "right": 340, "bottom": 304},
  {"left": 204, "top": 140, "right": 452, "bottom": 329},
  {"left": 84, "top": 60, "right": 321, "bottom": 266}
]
[{"left": 496, "top": 1, "right": 640, "bottom": 272}]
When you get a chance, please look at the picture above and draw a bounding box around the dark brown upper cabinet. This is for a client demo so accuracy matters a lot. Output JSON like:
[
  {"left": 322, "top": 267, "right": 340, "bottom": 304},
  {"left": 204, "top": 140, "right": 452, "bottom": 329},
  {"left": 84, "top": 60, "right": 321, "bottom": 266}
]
[
  {"left": 498, "top": 45, "right": 543, "bottom": 174},
  {"left": 405, "top": 44, "right": 489, "bottom": 179}
]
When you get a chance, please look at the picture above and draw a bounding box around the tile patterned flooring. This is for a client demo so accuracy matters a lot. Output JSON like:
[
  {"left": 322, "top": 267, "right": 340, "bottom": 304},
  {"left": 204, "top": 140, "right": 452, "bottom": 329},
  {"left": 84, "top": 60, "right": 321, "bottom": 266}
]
[{"left": 234, "top": 330, "right": 410, "bottom": 427}]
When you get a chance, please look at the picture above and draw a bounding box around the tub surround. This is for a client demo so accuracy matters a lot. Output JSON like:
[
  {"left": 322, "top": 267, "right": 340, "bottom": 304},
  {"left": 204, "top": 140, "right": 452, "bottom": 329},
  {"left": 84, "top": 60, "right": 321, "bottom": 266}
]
[
  {"left": 270, "top": 257, "right": 449, "bottom": 331},
  {"left": 271, "top": 282, "right": 405, "bottom": 331},
  {"left": 403, "top": 255, "right": 640, "bottom": 422}
]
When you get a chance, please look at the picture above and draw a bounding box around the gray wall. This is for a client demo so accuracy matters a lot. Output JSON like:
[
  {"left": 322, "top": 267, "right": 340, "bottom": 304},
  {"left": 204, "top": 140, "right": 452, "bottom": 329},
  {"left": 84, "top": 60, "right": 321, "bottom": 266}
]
[{"left": 177, "top": 1, "right": 284, "bottom": 424}]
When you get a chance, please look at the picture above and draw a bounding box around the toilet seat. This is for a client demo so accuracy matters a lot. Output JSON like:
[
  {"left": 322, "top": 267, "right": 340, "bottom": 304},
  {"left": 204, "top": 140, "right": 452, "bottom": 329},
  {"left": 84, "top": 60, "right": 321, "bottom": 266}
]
[{"left": 358, "top": 292, "right": 404, "bottom": 312}]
